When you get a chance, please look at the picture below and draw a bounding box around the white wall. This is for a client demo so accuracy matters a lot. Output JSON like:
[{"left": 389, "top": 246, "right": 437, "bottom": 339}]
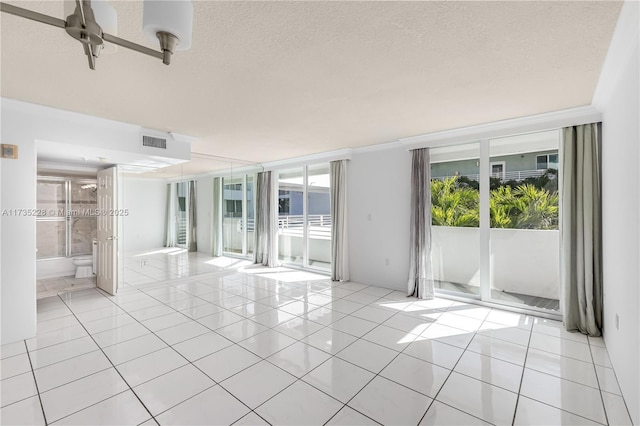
[
  {"left": 121, "top": 178, "right": 167, "bottom": 252},
  {"left": 196, "top": 177, "right": 213, "bottom": 255},
  {"left": 592, "top": 2, "right": 640, "bottom": 423},
  {"left": 0, "top": 127, "right": 37, "bottom": 344},
  {"left": 348, "top": 146, "right": 411, "bottom": 290}
]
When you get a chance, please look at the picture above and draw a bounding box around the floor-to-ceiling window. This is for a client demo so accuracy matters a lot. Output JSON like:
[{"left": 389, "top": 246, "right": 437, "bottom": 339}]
[
  {"left": 223, "top": 176, "right": 243, "bottom": 254},
  {"left": 489, "top": 130, "right": 560, "bottom": 311},
  {"left": 176, "top": 181, "right": 189, "bottom": 248},
  {"left": 430, "top": 143, "right": 481, "bottom": 297},
  {"left": 222, "top": 174, "right": 255, "bottom": 258},
  {"left": 278, "top": 164, "right": 331, "bottom": 271},
  {"left": 428, "top": 130, "right": 561, "bottom": 314}
]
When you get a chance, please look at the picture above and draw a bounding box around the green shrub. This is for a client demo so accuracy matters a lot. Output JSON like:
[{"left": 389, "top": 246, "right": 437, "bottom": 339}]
[{"left": 431, "top": 177, "right": 559, "bottom": 230}]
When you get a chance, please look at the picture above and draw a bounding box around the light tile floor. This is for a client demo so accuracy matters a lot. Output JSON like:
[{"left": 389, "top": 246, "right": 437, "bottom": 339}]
[{"left": 3, "top": 253, "right": 633, "bottom": 425}]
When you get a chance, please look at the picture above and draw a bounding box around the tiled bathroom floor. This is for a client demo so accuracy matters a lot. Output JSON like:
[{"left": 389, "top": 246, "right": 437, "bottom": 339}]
[{"left": 4, "top": 260, "right": 633, "bottom": 425}]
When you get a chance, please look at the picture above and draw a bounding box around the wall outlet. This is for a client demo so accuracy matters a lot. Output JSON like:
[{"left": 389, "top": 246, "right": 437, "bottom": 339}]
[
  {"left": 385, "top": 258, "right": 390, "bottom": 266},
  {"left": 615, "top": 314, "right": 619, "bottom": 330}
]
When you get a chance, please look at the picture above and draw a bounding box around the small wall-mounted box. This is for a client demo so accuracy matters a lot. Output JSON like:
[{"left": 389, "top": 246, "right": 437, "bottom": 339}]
[{"left": 1, "top": 144, "right": 18, "bottom": 159}]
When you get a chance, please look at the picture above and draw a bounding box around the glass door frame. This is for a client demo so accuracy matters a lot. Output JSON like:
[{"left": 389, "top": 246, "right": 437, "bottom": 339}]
[
  {"left": 175, "top": 181, "right": 190, "bottom": 249},
  {"left": 277, "top": 164, "right": 331, "bottom": 274},
  {"left": 36, "top": 176, "right": 98, "bottom": 259},
  {"left": 431, "top": 137, "right": 563, "bottom": 319},
  {"left": 222, "top": 173, "right": 255, "bottom": 259}
]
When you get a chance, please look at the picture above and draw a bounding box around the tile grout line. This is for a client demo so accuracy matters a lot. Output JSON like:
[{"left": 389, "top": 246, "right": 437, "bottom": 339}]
[
  {"left": 510, "top": 318, "right": 535, "bottom": 426},
  {"left": 23, "top": 339, "right": 49, "bottom": 426},
  {"left": 590, "top": 336, "right": 612, "bottom": 426}
]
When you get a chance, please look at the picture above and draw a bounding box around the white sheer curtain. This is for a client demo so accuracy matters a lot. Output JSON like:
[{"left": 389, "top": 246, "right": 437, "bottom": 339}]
[
  {"left": 562, "top": 123, "right": 602, "bottom": 336},
  {"left": 408, "top": 148, "right": 434, "bottom": 299},
  {"left": 164, "top": 183, "right": 177, "bottom": 247},
  {"left": 330, "top": 160, "right": 349, "bottom": 281},
  {"left": 254, "top": 171, "right": 278, "bottom": 266},
  {"left": 210, "top": 177, "right": 223, "bottom": 257}
]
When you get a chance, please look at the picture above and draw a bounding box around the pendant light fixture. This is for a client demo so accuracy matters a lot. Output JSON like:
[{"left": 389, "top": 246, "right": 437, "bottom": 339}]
[{"left": 0, "top": 0, "right": 193, "bottom": 70}]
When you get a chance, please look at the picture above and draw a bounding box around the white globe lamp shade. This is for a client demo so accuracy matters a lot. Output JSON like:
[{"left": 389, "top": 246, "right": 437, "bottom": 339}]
[{"left": 142, "top": 0, "right": 193, "bottom": 51}]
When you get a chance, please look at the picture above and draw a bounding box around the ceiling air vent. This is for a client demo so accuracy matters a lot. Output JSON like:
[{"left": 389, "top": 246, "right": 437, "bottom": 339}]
[{"left": 142, "top": 135, "right": 167, "bottom": 149}]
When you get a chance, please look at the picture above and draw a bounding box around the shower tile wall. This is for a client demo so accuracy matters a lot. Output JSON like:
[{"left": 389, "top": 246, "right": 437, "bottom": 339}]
[
  {"left": 70, "top": 183, "right": 97, "bottom": 255},
  {"left": 36, "top": 179, "right": 97, "bottom": 258}
]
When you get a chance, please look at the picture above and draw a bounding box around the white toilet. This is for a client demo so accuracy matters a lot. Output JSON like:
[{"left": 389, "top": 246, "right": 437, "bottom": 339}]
[{"left": 73, "top": 239, "right": 97, "bottom": 278}]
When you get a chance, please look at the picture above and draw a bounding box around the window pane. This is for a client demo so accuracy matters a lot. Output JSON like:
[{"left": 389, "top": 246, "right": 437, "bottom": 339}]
[
  {"left": 278, "top": 168, "right": 304, "bottom": 265},
  {"left": 246, "top": 175, "right": 255, "bottom": 257},
  {"left": 307, "top": 164, "right": 331, "bottom": 270},
  {"left": 176, "top": 182, "right": 188, "bottom": 246},
  {"left": 536, "top": 155, "right": 548, "bottom": 170},
  {"left": 490, "top": 130, "right": 560, "bottom": 312},
  {"left": 37, "top": 221, "right": 66, "bottom": 258},
  {"left": 223, "top": 177, "right": 243, "bottom": 254},
  {"left": 430, "top": 143, "right": 480, "bottom": 296}
]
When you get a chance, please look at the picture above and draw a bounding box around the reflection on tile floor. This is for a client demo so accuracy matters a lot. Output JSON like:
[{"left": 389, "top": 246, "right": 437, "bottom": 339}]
[{"left": 4, "top": 251, "right": 633, "bottom": 425}]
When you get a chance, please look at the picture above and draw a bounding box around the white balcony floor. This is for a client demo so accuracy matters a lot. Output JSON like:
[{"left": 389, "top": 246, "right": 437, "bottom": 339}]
[
  {"left": 435, "top": 280, "right": 561, "bottom": 312},
  {"left": 3, "top": 251, "right": 631, "bottom": 425}
]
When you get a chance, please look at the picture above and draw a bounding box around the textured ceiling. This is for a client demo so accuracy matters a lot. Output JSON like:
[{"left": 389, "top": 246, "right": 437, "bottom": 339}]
[{"left": 1, "top": 1, "right": 622, "bottom": 166}]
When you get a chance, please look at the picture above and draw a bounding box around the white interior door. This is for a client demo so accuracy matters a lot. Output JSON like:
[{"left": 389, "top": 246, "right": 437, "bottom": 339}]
[{"left": 97, "top": 167, "right": 118, "bottom": 295}]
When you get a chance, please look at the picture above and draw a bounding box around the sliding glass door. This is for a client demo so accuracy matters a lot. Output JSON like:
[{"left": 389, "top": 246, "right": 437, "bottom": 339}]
[
  {"left": 176, "top": 182, "right": 189, "bottom": 248},
  {"left": 278, "top": 164, "right": 331, "bottom": 271},
  {"left": 429, "top": 130, "right": 561, "bottom": 315},
  {"left": 36, "top": 178, "right": 97, "bottom": 259},
  {"left": 430, "top": 143, "right": 481, "bottom": 297},
  {"left": 222, "top": 174, "right": 255, "bottom": 258},
  {"left": 488, "top": 131, "right": 561, "bottom": 311},
  {"left": 223, "top": 176, "right": 243, "bottom": 254}
]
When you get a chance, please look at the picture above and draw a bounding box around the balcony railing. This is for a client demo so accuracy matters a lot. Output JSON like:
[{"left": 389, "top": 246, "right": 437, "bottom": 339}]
[
  {"left": 224, "top": 214, "right": 332, "bottom": 239},
  {"left": 278, "top": 214, "right": 332, "bottom": 239},
  {"left": 433, "top": 169, "right": 555, "bottom": 183}
]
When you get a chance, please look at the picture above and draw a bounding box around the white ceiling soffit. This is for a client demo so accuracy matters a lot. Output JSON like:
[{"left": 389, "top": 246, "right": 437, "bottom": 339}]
[{"left": 1, "top": 1, "right": 622, "bottom": 164}]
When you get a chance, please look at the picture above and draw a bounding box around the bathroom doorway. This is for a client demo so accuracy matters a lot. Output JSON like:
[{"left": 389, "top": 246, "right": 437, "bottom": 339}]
[{"left": 36, "top": 175, "right": 98, "bottom": 298}]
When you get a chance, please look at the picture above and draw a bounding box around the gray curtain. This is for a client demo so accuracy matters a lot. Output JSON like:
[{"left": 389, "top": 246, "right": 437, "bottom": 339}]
[
  {"left": 562, "top": 123, "right": 602, "bottom": 336},
  {"left": 408, "top": 148, "right": 434, "bottom": 299},
  {"left": 210, "top": 177, "right": 223, "bottom": 257},
  {"left": 164, "top": 183, "right": 177, "bottom": 247},
  {"left": 188, "top": 181, "right": 197, "bottom": 252},
  {"left": 254, "top": 171, "right": 277, "bottom": 266},
  {"left": 330, "top": 160, "right": 349, "bottom": 281}
]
